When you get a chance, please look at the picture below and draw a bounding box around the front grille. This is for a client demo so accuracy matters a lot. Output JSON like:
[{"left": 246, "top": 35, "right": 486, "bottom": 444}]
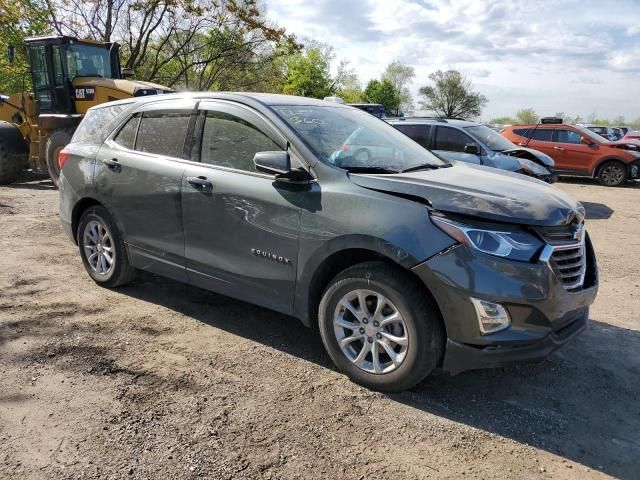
[{"left": 548, "top": 244, "right": 586, "bottom": 290}]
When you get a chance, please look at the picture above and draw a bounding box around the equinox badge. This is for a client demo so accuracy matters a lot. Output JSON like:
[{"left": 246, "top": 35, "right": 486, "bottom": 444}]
[{"left": 251, "top": 248, "right": 292, "bottom": 265}]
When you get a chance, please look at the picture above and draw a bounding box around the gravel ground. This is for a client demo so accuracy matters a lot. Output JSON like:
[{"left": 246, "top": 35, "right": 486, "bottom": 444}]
[{"left": 1, "top": 173, "right": 639, "bottom": 480}]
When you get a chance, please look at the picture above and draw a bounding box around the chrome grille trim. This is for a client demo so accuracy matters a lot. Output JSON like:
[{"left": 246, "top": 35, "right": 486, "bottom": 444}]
[{"left": 539, "top": 239, "right": 587, "bottom": 291}]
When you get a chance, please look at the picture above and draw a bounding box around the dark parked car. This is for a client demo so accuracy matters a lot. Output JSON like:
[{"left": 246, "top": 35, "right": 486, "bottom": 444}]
[
  {"left": 388, "top": 117, "right": 556, "bottom": 182},
  {"left": 58, "top": 93, "right": 598, "bottom": 392},
  {"left": 348, "top": 103, "right": 385, "bottom": 118}
]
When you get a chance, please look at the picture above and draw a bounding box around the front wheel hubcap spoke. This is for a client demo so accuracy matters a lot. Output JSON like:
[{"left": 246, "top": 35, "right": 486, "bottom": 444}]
[
  {"left": 333, "top": 288, "right": 409, "bottom": 375},
  {"left": 83, "top": 220, "right": 114, "bottom": 276}
]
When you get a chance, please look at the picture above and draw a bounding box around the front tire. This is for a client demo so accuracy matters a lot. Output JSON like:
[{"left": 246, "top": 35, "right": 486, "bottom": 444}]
[
  {"left": 318, "top": 262, "right": 444, "bottom": 392},
  {"left": 597, "top": 160, "right": 628, "bottom": 187},
  {"left": 77, "top": 206, "right": 135, "bottom": 288}
]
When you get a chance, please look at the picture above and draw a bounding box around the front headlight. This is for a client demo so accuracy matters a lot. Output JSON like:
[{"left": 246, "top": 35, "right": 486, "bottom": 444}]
[
  {"left": 431, "top": 215, "right": 544, "bottom": 262},
  {"left": 517, "top": 158, "right": 550, "bottom": 176}
]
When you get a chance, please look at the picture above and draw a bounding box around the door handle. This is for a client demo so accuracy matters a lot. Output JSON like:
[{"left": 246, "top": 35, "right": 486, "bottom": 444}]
[
  {"left": 554, "top": 146, "right": 564, "bottom": 151},
  {"left": 103, "top": 158, "right": 121, "bottom": 172},
  {"left": 187, "top": 176, "right": 213, "bottom": 191}
]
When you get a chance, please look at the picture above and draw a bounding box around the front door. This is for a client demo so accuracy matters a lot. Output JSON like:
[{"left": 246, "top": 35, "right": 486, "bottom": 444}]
[
  {"left": 182, "top": 101, "right": 301, "bottom": 314},
  {"left": 94, "top": 99, "right": 196, "bottom": 282},
  {"left": 553, "top": 128, "right": 599, "bottom": 174},
  {"left": 433, "top": 126, "right": 483, "bottom": 165}
]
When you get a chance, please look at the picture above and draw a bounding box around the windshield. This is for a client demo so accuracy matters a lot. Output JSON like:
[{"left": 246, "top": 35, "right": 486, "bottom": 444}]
[
  {"left": 576, "top": 126, "right": 609, "bottom": 143},
  {"left": 67, "top": 43, "right": 113, "bottom": 78},
  {"left": 464, "top": 125, "right": 515, "bottom": 151},
  {"left": 272, "top": 105, "right": 444, "bottom": 172}
]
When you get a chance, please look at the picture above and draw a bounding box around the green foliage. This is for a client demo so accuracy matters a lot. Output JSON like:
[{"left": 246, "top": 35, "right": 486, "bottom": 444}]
[
  {"left": 282, "top": 41, "right": 335, "bottom": 98},
  {"left": 382, "top": 60, "right": 415, "bottom": 113},
  {"left": 489, "top": 117, "right": 516, "bottom": 125},
  {"left": 418, "top": 70, "right": 487, "bottom": 119},
  {"left": 364, "top": 79, "right": 400, "bottom": 115},
  {"left": 514, "top": 108, "right": 538, "bottom": 125},
  {"left": 0, "top": 0, "right": 50, "bottom": 94}
]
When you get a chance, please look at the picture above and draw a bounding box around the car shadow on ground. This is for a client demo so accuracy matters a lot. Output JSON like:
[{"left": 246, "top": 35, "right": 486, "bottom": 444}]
[
  {"left": 558, "top": 176, "right": 639, "bottom": 189},
  {"left": 6, "top": 171, "right": 56, "bottom": 190},
  {"left": 581, "top": 201, "right": 615, "bottom": 220},
  {"left": 118, "top": 272, "right": 640, "bottom": 479}
]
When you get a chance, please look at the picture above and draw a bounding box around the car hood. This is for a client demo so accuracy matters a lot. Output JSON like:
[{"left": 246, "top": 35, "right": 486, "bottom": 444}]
[
  {"left": 500, "top": 147, "right": 555, "bottom": 167},
  {"left": 608, "top": 140, "right": 640, "bottom": 150},
  {"left": 349, "top": 162, "right": 584, "bottom": 226}
]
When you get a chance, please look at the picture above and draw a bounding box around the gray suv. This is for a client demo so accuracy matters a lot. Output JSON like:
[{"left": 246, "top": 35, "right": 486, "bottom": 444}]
[
  {"left": 58, "top": 93, "right": 598, "bottom": 392},
  {"left": 389, "top": 117, "right": 556, "bottom": 182}
]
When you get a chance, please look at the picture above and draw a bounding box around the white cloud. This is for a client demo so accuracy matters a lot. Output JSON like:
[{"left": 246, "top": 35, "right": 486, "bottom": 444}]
[{"left": 268, "top": 0, "right": 640, "bottom": 120}]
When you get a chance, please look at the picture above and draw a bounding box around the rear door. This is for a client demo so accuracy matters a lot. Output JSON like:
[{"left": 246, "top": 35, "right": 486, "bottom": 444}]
[
  {"left": 393, "top": 124, "right": 432, "bottom": 149},
  {"left": 553, "top": 128, "right": 598, "bottom": 174},
  {"left": 94, "top": 99, "right": 196, "bottom": 282},
  {"left": 524, "top": 128, "right": 556, "bottom": 160},
  {"left": 181, "top": 101, "right": 302, "bottom": 314}
]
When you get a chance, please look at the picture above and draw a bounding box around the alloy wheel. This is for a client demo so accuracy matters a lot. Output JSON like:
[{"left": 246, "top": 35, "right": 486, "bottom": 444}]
[
  {"left": 83, "top": 220, "right": 115, "bottom": 275},
  {"left": 601, "top": 164, "right": 625, "bottom": 186},
  {"left": 333, "top": 289, "right": 409, "bottom": 374}
]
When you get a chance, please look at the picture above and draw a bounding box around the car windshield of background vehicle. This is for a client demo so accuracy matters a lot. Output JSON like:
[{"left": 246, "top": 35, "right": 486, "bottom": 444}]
[
  {"left": 465, "top": 125, "right": 515, "bottom": 151},
  {"left": 67, "top": 43, "right": 113, "bottom": 78},
  {"left": 577, "top": 126, "right": 610, "bottom": 143},
  {"left": 273, "top": 105, "right": 444, "bottom": 173}
]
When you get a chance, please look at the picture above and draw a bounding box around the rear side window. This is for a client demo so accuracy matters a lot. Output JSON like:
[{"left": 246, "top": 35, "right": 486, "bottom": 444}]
[
  {"left": 555, "top": 129, "right": 581, "bottom": 144},
  {"left": 72, "top": 104, "right": 130, "bottom": 144},
  {"left": 394, "top": 124, "right": 432, "bottom": 149},
  {"left": 200, "top": 110, "right": 281, "bottom": 172},
  {"left": 434, "top": 126, "right": 475, "bottom": 152},
  {"left": 135, "top": 112, "right": 191, "bottom": 158},
  {"left": 113, "top": 114, "right": 140, "bottom": 150},
  {"left": 530, "top": 129, "right": 553, "bottom": 142},
  {"left": 512, "top": 128, "right": 530, "bottom": 138}
]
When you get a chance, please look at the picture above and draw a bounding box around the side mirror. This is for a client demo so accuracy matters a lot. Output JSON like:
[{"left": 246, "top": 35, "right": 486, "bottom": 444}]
[
  {"left": 254, "top": 151, "right": 291, "bottom": 175},
  {"left": 464, "top": 144, "right": 480, "bottom": 155},
  {"left": 121, "top": 68, "right": 134, "bottom": 78},
  {"left": 580, "top": 136, "right": 593, "bottom": 145},
  {"left": 7, "top": 45, "right": 15, "bottom": 65}
]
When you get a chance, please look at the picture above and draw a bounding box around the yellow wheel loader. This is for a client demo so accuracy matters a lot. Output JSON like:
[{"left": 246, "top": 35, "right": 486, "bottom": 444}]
[{"left": 0, "top": 36, "right": 173, "bottom": 185}]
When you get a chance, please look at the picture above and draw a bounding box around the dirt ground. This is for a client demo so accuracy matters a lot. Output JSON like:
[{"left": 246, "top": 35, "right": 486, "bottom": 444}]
[{"left": 0, "top": 173, "right": 639, "bottom": 480}]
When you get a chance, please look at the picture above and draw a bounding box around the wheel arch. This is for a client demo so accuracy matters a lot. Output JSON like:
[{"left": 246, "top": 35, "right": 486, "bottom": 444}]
[
  {"left": 295, "top": 244, "right": 445, "bottom": 339},
  {"left": 590, "top": 156, "right": 629, "bottom": 177}
]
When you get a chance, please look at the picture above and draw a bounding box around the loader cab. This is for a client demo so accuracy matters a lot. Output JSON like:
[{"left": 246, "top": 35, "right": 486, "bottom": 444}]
[{"left": 24, "top": 36, "right": 122, "bottom": 115}]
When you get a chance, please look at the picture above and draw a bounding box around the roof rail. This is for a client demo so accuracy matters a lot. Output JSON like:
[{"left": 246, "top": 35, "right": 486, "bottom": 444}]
[{"left": 400, "top": 116, "right": 449, "bottom": 122}]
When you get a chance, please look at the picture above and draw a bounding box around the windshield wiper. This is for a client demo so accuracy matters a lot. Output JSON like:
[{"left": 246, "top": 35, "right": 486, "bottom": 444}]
[
  {"left": 400, "top": 163, "right": 451, "bottom": 173},
  {"left": 343, "top": 166, "right": 400, "bottom": 174}
]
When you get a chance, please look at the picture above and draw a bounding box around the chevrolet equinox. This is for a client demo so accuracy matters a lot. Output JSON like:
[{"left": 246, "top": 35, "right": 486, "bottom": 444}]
[{"left": 59, "top": 93, "right": 598, "bottom": 392}]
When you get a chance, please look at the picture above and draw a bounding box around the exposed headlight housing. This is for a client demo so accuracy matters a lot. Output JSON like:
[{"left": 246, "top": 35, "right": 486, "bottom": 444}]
[
  {"left": 431, "top": 214, "right": 544, "bottom": 262},
  {"left": 517, "top": 158, "right": 550, "bottom": 176}
]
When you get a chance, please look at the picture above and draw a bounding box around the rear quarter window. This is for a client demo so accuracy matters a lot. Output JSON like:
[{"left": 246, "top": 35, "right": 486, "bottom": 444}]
[{"left": 71, "top": 103, "right": 131, "bottom": 144}]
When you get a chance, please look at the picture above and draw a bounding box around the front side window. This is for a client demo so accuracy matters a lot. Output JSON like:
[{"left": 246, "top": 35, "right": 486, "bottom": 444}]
[
  {"left": 200, "top": 110, "right": 281, "bottom": 172},
  {"left": 434, "top": 126, "right": 477, "bottom": 153},
  {"left": 394, "top": 124, "right": 432, "bottom": 149},
  {"left": 555, "top": 129, "right": 581, "bottom": 144},
  {"left": 67, "top": 43, "right": 113, "bottom": 79},
  {"left": 273, "top": 105, "right": 443, "bottom": 172},
  {"left": 135, "top": 112, "right": 191, "bottom": 158}
]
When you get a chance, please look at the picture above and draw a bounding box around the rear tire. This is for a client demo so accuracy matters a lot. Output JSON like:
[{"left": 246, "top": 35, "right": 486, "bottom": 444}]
[
  {"left": 0, "top": 122, "right": 28, "bottom": 185},
  {"left": 45, "top": 128, "right": 74, "bottom": 187},
  {"left": 77, "top": 206, "right": 136, "bottom": 288},
  {"left": 597, "top": 160, "right": 628, "bottom": 187},
  {"left": 318, "top": 261, "right": 444, "bottom": 392}
]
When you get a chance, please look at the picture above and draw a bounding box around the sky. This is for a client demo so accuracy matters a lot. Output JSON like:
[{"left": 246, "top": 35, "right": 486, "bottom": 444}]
[{"left": 268, "top": 0, "right": 640, "bottom": 121}]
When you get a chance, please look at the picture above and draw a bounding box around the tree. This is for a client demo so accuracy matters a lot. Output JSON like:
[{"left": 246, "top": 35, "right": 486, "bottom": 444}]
[
  {"left": 364, "top": 79, "right": 400, "bottom": 116},
  {"left": 612, "top": 115, "right": 626, "bottom": 126},
  {"left": 334, "top": 61, "right": 363, "bottom": 103},
  {"left": 382, "top": 60, "right": 415, "bottom": 114},
  {"left": 489, "top": 117, "right": 516, "bottom": 125},
  {"left": 282, "top": 40, "right": 334, "bottom": 98},
  {"left": 418, "top": 69, "right": 487, "bottom": 119},
  {"left": 0, "top": 0, "right": 50, "bottom": 94},
  {"left": 514, "top": 108, "right": 538, "bottom": 125}
]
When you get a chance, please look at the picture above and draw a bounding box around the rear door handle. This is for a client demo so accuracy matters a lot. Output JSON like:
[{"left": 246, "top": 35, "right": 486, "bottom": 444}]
[
  {"left": 187, "top": 176, "right": 213, "bottom": 191},
  {"left": 103, "top": 158, "right": 121, "bottom": 172},
  {"left": 554, "top": 146, "right": 564, "bottom": 151}
]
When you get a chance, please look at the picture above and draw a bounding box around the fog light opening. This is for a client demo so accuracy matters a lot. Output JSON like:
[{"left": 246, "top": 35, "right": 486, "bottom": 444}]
[{"left": 470, "top": 298, "right": 511, "bottom": 335}]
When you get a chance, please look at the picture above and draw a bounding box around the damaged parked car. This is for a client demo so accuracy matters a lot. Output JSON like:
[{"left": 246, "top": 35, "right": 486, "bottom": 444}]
[
  {"left": 59, "top": 93, "right": 597, "bottom": 392},
  {"left": 502, "top": 120, "right": 640, "bottom": 187},
  {"left": 388, "top": 117, "right": 556, "bottom": 182}
]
